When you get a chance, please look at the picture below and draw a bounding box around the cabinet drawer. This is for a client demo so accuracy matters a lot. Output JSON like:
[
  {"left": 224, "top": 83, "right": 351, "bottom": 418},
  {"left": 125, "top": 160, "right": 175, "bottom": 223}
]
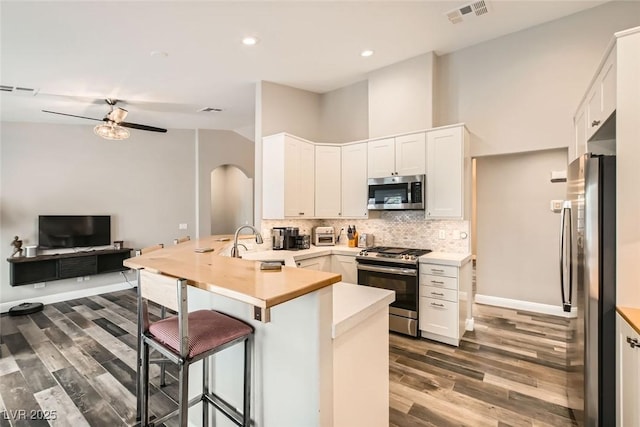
[
  {"left": 421, "top": 264, "right": 457, "bottom": 278},
  {"left": 419, "top": 298, "right": 458, "bottom": 338},
  {"left": 420, "top": 274, "right": 457, "bottom": 290},
  {"left": 422, "top": 285, "right": 457, "bottom": 302}
]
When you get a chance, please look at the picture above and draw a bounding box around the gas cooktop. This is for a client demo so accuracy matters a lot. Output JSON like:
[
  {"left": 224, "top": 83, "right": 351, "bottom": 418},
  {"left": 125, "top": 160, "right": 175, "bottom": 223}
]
[{"left": 356, "top": 246, "right": 432, "bottom": 264}]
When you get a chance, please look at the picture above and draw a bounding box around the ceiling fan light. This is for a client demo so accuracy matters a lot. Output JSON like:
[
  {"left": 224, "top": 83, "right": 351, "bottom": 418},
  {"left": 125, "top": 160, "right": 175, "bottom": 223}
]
[
  {"left": 94, "top": 123, "right": 130, "bottom": 140},
  {"left": 109, "top": 107, "right": 128, "bottom": 123}
]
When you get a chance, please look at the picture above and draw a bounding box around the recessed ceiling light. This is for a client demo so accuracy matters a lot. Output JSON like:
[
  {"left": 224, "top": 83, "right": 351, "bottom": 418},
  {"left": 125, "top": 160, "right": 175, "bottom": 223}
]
[
  {"left": 360, "top": 50, "right": 374, "bottom": 57},
  {"left": 242, "top": 37, "right": 259, "bottom": 46}
]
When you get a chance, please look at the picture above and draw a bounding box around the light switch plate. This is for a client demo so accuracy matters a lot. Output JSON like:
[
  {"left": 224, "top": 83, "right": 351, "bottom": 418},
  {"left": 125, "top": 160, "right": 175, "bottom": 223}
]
[{"left": 438, "top": 230, "right": 446, "bottom": 239}]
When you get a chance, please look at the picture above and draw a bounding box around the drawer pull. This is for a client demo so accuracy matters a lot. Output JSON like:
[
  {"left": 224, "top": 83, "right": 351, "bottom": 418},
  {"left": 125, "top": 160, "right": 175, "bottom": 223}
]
[
  {"left": 627, "top": 336, "right": 639, "bottom": 349},
  {"left": 431, "top": 280, "right": 445, "bottom": 285},
  {"left": 430, "top": 292, "right": 444, "bottom": 296},
  {"left": 591, "top": 120, "right": 601, "bottom": 127},
  {"left": 430, "top": 302, "right": 445, "bottom": 308},
  {"left": 430, "top": 268, "right": 445, "bottom": 273}
]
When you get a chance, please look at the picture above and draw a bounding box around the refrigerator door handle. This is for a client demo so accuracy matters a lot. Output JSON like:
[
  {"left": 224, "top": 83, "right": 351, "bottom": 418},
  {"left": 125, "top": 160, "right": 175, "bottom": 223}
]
[{"left": 560, "top": 202, "right": 572, "bottom": 313}]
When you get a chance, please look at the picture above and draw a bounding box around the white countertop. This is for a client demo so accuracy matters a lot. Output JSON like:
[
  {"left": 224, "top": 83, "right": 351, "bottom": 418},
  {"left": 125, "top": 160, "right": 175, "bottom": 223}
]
[
  {"left": 419, "top": 251, "right": 472, "bottom": 267},
  {"left": 332, "top": 282, "right": 395, "bottom": 339},
  {"left": 238, "top": 245, "right": 361, "bottom": 267}
]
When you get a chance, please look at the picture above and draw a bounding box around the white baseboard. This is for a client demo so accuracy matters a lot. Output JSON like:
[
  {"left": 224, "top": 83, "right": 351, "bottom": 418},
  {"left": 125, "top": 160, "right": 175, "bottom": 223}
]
[
  {"left": 474, "top": 294, "right": 577, "bottom": 318},
  {"left": 0, "top": 282, "right": 136, "bottom": 314}
]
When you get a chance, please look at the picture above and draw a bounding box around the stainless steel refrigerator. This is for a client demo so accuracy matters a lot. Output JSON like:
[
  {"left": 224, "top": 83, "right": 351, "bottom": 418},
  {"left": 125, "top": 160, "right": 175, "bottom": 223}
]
[{"left": 561, "top": 153, "right": 616, "bottom": 426}]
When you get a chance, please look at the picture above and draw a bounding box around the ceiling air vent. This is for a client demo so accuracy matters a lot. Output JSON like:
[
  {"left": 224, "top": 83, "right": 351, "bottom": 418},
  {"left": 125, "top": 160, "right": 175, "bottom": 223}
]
[
  {"left": 0, "top": 85, "right": 39, "bottom": 94},
  {"left": 198, "top": 107, "right": 223, "bottom": 113},
  {"left": 445, "top": 0, "right": 490, "bottom": 24}
]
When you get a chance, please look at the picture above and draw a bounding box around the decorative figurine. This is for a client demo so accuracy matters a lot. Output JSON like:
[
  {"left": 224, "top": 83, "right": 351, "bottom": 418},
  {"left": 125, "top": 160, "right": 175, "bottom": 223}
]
[{"left": 11, "top": 236, "right": 23, "bottom": 257}]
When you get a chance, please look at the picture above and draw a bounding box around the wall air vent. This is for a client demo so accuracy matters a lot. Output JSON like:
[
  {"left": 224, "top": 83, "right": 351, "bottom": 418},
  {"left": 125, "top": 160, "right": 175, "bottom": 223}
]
[
  {"left": 445, "top": 0, "right": 490, "bottom": 24},
  {"left": 0, "top": 85, "right": 39, "bottom": 94},
  {"left": 198, "top": 107, "right": 223, "bottom": 113}
]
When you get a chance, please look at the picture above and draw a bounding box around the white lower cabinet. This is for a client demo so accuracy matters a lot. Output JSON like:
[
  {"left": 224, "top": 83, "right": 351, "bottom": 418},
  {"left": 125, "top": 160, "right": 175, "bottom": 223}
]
[
  {"left": 296, "top": 255, "right": 331, "bottom": 271},
  {"left": 617, "top": 312, "right": 640, "bottom": 427},
  {"left": 419, "top": 259, "right": 471, "bottom": 346},
  {"left": 331, "top": 254, "right": 357, "bottom": 284}
]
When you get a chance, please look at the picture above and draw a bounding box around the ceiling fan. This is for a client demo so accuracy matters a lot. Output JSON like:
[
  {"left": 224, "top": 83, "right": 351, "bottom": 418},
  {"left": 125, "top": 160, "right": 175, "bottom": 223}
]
[{"left": 42, "top": 98, "right": 167, "bottom": 140}]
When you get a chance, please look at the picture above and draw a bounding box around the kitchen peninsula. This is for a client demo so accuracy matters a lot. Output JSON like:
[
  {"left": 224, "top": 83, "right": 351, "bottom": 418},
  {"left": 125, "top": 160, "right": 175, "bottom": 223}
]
[{"left": 124, "top": 236, "right": 394, "bottom": 427}]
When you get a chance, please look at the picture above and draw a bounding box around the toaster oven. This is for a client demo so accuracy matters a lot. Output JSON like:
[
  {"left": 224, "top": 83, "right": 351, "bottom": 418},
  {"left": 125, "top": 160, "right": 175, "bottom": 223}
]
[{"left": 312, "top": 227, "right": 335, "bottom": 246}]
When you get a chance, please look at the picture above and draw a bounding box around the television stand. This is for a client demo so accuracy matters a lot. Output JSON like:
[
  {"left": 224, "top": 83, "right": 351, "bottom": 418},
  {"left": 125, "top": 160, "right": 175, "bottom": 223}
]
[{"left": 7, "top": 248, "right": 132, "bottom": 287}]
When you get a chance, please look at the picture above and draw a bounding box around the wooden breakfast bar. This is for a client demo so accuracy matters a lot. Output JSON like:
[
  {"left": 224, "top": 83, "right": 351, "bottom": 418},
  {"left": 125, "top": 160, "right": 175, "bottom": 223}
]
[{"left": 124, "top": 235, "right": 393, "bottom": 427}]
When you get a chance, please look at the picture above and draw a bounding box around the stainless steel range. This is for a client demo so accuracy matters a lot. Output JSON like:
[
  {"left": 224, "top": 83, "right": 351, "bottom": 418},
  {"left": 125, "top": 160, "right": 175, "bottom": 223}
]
[{"left": 356, "top": 246, "right": 431, "bottom": 337}]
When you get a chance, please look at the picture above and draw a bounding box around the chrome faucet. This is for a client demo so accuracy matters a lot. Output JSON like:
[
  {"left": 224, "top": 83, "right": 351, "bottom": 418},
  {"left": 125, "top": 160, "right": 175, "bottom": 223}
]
[{"left": 231, "top": 225, "right": 264, "bottom": 258}]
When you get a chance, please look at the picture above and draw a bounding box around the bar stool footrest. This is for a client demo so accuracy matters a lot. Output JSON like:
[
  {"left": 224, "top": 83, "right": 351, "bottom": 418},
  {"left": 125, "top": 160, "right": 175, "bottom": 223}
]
[{"left": 203, "top": 392, "right": 245, "bottom": 426}]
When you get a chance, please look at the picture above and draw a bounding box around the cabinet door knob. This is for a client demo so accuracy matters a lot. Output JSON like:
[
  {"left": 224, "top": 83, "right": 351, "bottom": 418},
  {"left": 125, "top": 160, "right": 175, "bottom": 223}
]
[
  {"left": 338, "top": 212, "right": 341, "bottom": 216},
  {"left": 627, "top": 336, "right": 639, "bottom": 348},
  {"left": 591, "top": 120, "right": 601, "bottom": 127}
]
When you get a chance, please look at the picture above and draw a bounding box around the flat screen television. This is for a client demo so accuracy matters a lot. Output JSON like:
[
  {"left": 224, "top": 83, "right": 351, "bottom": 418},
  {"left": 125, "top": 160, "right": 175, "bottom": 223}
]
[{"left": 38, "top": 215, "right": 111, "bottom": 249}]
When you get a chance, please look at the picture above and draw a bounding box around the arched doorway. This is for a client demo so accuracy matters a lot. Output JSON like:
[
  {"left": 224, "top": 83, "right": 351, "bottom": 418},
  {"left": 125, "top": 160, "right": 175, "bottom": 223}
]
[{"left": 210, "top": 165, "right": 254, "bottom": 234}]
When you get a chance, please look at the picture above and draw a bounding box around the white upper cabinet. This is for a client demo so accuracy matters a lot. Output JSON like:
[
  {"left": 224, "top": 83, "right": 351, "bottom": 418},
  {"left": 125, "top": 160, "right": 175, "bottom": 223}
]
[
  {"left": 341, "top": 142, "right": 368, "bottom": 218},
  {"left": 586, "top": 48, "right": 617, "bottom": 141},
  {"left": 315, "top": 145, "right": 342, "bottom": 218},
  {"left": 573, "top": 102, "right": 588, "bottom": 162},
  {"left": 367, "top": 132, "right": 425, "bottom": 178},
  {"left": 395, "top": 133, "right": 426, "bottom": 176},
  {"left": 263, "top": 133, "right": 315, "bottom": 219},
  {"left": 426, "top": 125, "right": 470, "bottom": 220},
  {"left": 367, "top": 138, "right": 395, "bottom": 178}
]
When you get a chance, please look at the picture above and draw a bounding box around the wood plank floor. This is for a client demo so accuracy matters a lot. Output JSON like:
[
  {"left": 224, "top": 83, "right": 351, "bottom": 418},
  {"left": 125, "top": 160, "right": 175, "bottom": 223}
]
[{"left": 0, "top": 289, "right": 578, "bottom": 426}]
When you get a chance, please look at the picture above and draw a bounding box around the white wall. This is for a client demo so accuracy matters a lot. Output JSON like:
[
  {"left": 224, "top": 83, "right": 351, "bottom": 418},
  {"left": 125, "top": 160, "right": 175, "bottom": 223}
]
[
  {"left": 210, "top": 165, "right": 254, "bottom": 235},
  {"left": 0, "top": 122, "right": 196, "bottom": 305},
  {"left": 318, "top": 80, "right": 369, "bottom": 143},
  {"left": 260, "top": 81, "right": 322, "bottom": 141},
  {"left": 435, "top": 1, "right": 640, "bottom": 157},
  {"left": 368, "top": 52, "right": 434, "bottom": 138},
  {"left": 197, "top": 129, "right": 254, "bottom": 236},
  {"left": 475, "top": 149, "right": 567, "bottom": 307}
]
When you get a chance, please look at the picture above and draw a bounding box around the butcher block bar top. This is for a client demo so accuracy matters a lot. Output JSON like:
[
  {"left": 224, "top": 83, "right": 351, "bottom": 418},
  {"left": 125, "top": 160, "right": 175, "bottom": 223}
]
[{"left": 123, "top": 235, "right": 342, "bottom": 313}]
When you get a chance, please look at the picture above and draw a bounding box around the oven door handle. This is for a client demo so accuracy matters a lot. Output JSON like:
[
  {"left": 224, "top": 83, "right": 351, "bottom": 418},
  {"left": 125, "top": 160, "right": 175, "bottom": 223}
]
[{"left": 356, "top": 264, "right": 417, "bottom": 276}]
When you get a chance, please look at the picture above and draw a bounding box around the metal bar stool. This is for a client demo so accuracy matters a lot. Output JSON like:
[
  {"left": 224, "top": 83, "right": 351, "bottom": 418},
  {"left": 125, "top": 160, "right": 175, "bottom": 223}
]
[
  {"left": 135, "top": 244, "right": 170, "bottom": 388},
  {"left": 138, "top": 269, "right": 253, "bottom": 427}
]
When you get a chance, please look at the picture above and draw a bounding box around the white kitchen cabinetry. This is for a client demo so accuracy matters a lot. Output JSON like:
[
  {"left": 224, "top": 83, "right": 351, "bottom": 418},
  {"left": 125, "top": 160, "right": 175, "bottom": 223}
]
[
  {"left": 419, "top": 259, "right": 471, "bottom": 346},
  {"left": 426, "top": 125, "right": 470, "bottom": 220},
  {"left": 367, "top": 132, "right": 425, "bottom": 178},
  {"left": 315, "top": 145, "right": 342, "bottom": 218},
  {"left": 586, "top": 48, "right": 617, "bottom": 141},
  {"left": 331, "top": 254, "right": 357, "bottom": 284},
  {"left": 296, "top": 255, "right": 331, "bottom": 271},
  {"left": 341, "top": 142, "right": 368, "bottom": 218},
  {"left": 263, "top": 133, "right": 315, "bottom": 219},
  {"left": 617, "top": 312, "right": 640, "bottom": 427},
  {"left": 573, "top": 103, "right": 588, "bottom": 162}
]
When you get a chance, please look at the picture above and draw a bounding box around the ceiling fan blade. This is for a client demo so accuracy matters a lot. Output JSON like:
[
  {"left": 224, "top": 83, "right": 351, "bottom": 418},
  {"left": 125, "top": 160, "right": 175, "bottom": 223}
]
[
  {"left": 119, "top": 121, "right": 167, "bottom": 133},
  {"left": 42, "top": 110, "right": 103, "bottom": 122}
]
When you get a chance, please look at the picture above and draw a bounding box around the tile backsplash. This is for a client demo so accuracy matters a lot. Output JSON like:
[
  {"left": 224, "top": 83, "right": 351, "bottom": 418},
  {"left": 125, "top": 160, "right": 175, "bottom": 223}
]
[{"left": 261, "top": 211, "right": 470, "bottom": 253}]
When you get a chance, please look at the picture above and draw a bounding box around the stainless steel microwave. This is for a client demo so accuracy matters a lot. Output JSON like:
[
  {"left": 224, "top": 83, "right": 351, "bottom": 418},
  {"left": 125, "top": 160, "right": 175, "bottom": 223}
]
[{"left": 367, "top": 175, "right": 425, "bottom": 210}]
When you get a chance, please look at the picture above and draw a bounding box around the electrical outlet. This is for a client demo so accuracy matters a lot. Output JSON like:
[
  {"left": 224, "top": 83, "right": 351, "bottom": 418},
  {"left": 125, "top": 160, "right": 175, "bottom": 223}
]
[
  {"left": 77, "top": 277, "right": 84, "bottom": 282},
  {"left": 453, "top": 230, "right": 461, "bottom": 240},
  {"left": 438, "top": 230, "right": 446, "bottom": 239},
  {"left": 84, "top": 276, "right": 91, "bottom": 281},
  {"left": 179, "top": 223, "right": 188, "bottom": 230},
  {"left": 34, "top": 283, "right": 45, "bottom": 289}
]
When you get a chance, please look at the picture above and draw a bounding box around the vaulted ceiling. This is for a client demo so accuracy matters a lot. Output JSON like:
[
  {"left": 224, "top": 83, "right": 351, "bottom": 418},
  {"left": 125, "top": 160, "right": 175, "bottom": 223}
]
[{"left": 0, "top": 1, "right": 609, "bottom": 135}]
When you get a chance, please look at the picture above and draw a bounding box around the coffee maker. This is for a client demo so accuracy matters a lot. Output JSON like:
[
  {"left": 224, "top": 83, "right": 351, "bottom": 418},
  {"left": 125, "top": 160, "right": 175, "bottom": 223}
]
[
  {"left": 272, "top": 227, "right": 286, "bottom": 250},
  {"left": 283, "top": 227, "right": 299, "bottom": 250}
]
